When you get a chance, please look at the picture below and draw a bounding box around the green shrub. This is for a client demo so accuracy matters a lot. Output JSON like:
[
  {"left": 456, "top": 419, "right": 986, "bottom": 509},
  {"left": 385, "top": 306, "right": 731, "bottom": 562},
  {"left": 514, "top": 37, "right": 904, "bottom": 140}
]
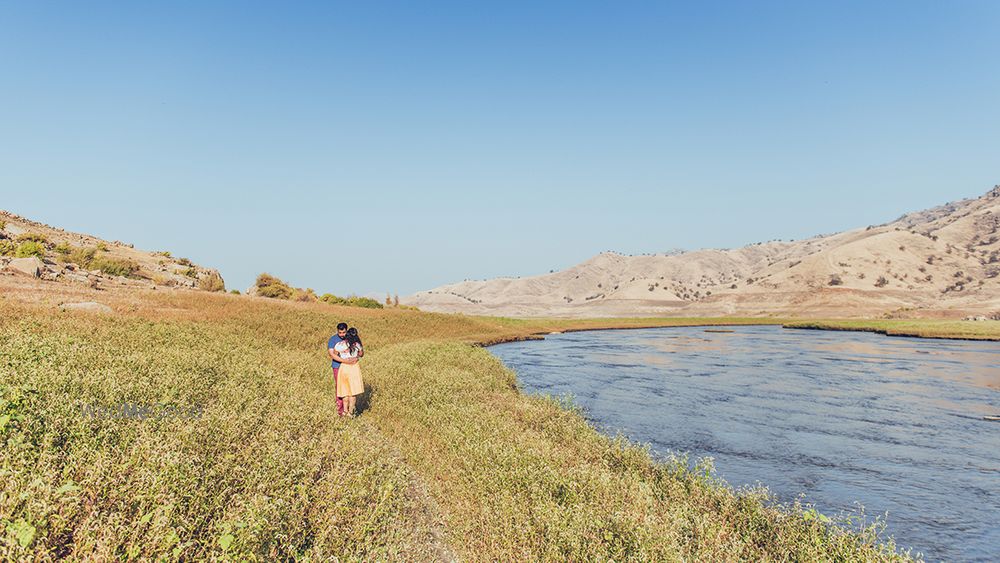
[
  {"left": 319, "top": 293, "right": 384, "bottom": 309},
  {"left": 15, "top": 241, "right": 45, "bottom": 258},
  {"left": 0, "top": 240, "right": 14, "bottom": 256},
  {"left": 229, "top": 289, "right": 241, "bottom": 295},
  {"left": 68, "top": 247, "right": 98, "bottom": 267},
  {"left": 183, "top": 267, "right": 199, "bottom": 279},
  {"left": 177, "top": 257, "right": 192, "bottom": 266},
  {"left": 0, "top": 220, "right": 6, "bottom": 231},
  {"left": 96, "top": 242, "right": 109, "bottom": 252},
  {"left": 54, "top": 242, "right": 73, "bottom": 255},
  {"left": 255, "top": 273, "right": 293, "bottom": 299},
  {"left": 17, "top": 232, "right": 48, "bottom": 244},
  {"left": 90, "top": 256, "right": 139, "bottom": 278},
  {"left": 198, "top": 272, "right": 226, "bottom": 292}
]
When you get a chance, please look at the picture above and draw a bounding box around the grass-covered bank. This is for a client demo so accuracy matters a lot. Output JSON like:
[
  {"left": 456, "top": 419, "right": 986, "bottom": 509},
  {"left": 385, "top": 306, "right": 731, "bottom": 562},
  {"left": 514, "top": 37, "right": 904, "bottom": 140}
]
[
  {"left": 1, "top": 291, "right": 911, "bottom": 560},
  {"left": 784, "top": 319, "right": 1000, "bottom": 341}
]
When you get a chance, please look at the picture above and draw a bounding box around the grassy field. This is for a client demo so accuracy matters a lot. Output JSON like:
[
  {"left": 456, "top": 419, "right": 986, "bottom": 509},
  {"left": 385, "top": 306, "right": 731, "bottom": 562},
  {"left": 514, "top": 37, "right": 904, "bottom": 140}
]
[
  {"left": 1, "top": 290, "right": 913, "bottom": 560},
  {"left": 784, "top": 319, "right": 1000, "bottom": 341}
]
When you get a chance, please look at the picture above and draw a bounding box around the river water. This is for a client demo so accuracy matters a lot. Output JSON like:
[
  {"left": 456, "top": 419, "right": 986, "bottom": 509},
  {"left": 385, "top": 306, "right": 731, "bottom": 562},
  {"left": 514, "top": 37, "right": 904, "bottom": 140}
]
[{"left": 489, "top": 325, "right": 1000, "bottom": 562}]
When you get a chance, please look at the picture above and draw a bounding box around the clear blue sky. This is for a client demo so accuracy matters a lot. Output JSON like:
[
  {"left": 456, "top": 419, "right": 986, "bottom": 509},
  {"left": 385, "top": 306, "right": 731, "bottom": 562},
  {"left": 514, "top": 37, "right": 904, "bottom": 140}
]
[{"left": 2, "top": 1, "right": 998, "bottom": 296}]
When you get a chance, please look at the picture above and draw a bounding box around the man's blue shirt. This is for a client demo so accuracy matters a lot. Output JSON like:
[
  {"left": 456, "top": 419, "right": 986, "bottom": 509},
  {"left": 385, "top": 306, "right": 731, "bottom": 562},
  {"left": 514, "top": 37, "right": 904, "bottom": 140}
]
[{"left": 328, "top": 334, "right": 344, "bottom": 368}]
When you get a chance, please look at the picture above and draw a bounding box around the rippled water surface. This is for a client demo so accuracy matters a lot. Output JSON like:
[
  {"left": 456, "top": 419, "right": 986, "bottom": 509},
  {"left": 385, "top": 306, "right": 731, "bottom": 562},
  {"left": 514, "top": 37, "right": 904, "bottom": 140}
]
[{"left": 490, "top": 326, "right": 1000, "bottom": 562}]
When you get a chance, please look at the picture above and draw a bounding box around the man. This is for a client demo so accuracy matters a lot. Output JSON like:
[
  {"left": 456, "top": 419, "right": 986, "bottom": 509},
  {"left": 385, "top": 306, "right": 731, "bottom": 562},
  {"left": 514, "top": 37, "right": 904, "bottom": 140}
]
[{"left": 327, "top": 322, "right": 359, "bottom": 416}]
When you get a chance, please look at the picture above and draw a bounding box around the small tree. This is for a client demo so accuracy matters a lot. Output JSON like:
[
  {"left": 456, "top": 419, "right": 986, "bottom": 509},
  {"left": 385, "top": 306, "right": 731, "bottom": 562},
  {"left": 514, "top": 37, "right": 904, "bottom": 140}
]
[
  {"left": 385, "top": 293, "right": 392, "bottom": 306},
  {"left": 256, "top": 273, "right": 293, "bottom": 299},
  {"left": 393, "top": 294, "right": 399, "bottom": 307}
]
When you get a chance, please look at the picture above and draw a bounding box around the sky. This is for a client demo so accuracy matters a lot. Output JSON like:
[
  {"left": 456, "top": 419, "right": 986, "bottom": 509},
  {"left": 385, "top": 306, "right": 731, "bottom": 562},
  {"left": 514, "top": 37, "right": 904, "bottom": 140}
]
[{"left": 2, "top": 1, "right": 998, "bottom": 296}]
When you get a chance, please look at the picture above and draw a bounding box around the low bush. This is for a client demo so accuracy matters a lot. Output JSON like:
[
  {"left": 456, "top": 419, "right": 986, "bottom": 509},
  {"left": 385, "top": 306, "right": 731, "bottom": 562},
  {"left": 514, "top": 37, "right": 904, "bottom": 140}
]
[
  {"left": 17, "top": 232, "right": 48, "bottom": 244},
  {"left": 90, "top": 256, "right": 139, "bottom": 278},
  {"left": 15, "top": 241, "right": 45, "bottom": 258},
  {"left": 55, "top": 245, "right": 136, "bottom": 278},
  {"left": 0, "top": 240, "right": 15, "bottom": 256},
  {"left": 293, "top": 288, "right": 318, "bottom": 302},
  {"left": 198, "top": 272, "right": 226, "bottom": 292},
  {"left": 68, "top": 247, "right": 98, "bottom": 267},
  {"left": 255, "top": 273, "right": 293, "bottom": 299},
  {"left": 319, "top": 293, "right": 384, "bottom": 309}
]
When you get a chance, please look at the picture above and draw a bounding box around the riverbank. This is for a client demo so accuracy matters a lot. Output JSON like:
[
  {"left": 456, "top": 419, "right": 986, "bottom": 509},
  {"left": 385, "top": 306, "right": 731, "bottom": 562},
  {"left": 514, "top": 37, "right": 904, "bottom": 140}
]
[
  {"left": 783, "top": 319, "right": 1000, "bottom": 341},
  {"left": 0, "top": 288, "right": 912, "bottom": 560}
]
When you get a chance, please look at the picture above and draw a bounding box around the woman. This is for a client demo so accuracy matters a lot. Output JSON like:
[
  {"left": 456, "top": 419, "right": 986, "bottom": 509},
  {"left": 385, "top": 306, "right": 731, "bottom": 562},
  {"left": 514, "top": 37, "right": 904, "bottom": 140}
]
[{"left": 334, "top": 327, "right": 365, "bottom": 417}]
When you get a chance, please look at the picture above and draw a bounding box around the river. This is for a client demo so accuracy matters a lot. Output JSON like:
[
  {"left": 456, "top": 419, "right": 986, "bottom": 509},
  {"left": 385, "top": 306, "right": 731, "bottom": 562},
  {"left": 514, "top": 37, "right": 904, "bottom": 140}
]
[{"left": 489, "top": 325, "right": 1000, "bottom": 562}]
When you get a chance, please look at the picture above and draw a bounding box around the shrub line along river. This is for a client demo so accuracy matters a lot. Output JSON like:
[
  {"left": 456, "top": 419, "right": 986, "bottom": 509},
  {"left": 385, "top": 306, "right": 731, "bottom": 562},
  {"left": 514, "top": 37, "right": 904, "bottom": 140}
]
[{"left": 489, "top": 325, "right": 1000, "bottom": 562}]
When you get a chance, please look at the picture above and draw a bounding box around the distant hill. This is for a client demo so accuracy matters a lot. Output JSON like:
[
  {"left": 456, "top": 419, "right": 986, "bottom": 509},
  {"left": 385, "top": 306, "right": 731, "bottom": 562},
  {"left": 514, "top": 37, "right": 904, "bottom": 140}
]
[
  {"left": 406, "top": 185, "right": 1000, "bottom": 318},
  {"left": 0, "top": 210, "right": 224, "bottom": 292}
]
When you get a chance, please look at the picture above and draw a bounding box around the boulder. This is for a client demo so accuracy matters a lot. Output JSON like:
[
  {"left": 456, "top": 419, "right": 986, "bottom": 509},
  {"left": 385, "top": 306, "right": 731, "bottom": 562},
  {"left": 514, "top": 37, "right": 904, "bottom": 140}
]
[
  {"left": 5, "top": 256, "right": 42, "bottom": 277},
  {"left": 62, "top": 272, "right": 91, "bottom": 285},
  {"left": 60, "top": 302, "right": 113, "bottom": 314}
]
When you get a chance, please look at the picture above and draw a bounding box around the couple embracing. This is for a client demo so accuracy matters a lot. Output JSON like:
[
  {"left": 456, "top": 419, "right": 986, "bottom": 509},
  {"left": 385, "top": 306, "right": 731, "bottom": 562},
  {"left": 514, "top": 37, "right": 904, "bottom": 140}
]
[{"left": 327, "top": 322, "right": 365, "bottom": 417}]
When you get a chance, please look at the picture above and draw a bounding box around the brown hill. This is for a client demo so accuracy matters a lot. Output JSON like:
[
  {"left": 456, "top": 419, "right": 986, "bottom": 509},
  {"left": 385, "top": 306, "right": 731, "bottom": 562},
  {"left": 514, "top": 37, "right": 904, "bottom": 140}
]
[
  {"left": 406, "top": 186, "right": 1000, "bottom": 318},
  {"left": 0, "top": 210, "right": 224, "bottom": 292}
]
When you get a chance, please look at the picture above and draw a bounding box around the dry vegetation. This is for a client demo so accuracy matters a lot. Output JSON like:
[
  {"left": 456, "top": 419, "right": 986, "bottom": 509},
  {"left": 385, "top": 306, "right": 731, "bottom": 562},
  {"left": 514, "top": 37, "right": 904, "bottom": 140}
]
[{"left": 0, "top": 286, "right": 918, "bottom": 560}]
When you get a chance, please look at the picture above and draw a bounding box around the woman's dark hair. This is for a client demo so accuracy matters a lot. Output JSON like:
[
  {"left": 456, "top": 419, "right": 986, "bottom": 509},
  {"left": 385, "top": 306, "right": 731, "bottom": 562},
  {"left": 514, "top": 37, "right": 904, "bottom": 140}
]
[{"left": 345, "top": 327, "right": 362, "bottom": 355}]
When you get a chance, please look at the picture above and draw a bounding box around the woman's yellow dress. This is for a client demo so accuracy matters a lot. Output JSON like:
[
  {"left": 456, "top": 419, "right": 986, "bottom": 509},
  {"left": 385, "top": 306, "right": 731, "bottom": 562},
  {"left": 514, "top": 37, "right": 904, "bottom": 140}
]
[{"left": 336, "top": 359, "right": 364, "bottom": 398}]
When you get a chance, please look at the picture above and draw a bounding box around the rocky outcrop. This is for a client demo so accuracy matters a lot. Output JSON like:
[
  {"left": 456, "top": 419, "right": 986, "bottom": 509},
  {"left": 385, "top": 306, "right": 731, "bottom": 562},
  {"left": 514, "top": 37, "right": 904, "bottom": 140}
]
[
  {"left": 0, "top": 209, "right": 224, "bottom": 292},
  {"left": 4, "top": 256, "right": 42, "bottom": 278}
]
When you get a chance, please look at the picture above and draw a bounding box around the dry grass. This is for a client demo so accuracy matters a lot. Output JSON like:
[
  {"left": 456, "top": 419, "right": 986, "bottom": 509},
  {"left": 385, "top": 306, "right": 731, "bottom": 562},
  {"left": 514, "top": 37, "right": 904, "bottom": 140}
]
[
  {"left": 0, "top": 286, "right": 913, "bottom": 560},
  {"left": 784, "top": 319, "right": 1000, "bottom": 340}
]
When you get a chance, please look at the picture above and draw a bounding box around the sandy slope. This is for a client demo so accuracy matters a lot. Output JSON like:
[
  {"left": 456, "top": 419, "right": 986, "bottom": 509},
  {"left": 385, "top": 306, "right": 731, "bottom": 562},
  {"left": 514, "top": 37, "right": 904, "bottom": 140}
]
[{"left": 407, "top": 186, "right": 1000, "bottom": 318}]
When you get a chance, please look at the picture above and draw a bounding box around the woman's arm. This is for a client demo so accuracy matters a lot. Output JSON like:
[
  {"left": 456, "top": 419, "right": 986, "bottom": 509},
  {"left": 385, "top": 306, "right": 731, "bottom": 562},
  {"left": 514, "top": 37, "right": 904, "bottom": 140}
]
[{"left": 334, "top": 342, "right": 359, "bottom": 364}]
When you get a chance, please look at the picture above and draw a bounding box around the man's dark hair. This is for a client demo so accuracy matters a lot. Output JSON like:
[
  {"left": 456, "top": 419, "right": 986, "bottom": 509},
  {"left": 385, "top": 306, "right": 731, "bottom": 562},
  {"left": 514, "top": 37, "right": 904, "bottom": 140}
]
[{"left": 337, "top": 322, "right": 348, "bottom": 330}]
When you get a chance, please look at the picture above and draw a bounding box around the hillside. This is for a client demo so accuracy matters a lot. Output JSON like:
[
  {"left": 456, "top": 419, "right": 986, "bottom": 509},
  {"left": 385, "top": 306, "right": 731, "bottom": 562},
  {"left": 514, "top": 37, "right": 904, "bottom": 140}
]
[
  {"left": 0, "top": 210, "right": 224, "bottom": 292},
  {"left": 407, "top": 186, "right": 1000, "bottom": 318}
]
